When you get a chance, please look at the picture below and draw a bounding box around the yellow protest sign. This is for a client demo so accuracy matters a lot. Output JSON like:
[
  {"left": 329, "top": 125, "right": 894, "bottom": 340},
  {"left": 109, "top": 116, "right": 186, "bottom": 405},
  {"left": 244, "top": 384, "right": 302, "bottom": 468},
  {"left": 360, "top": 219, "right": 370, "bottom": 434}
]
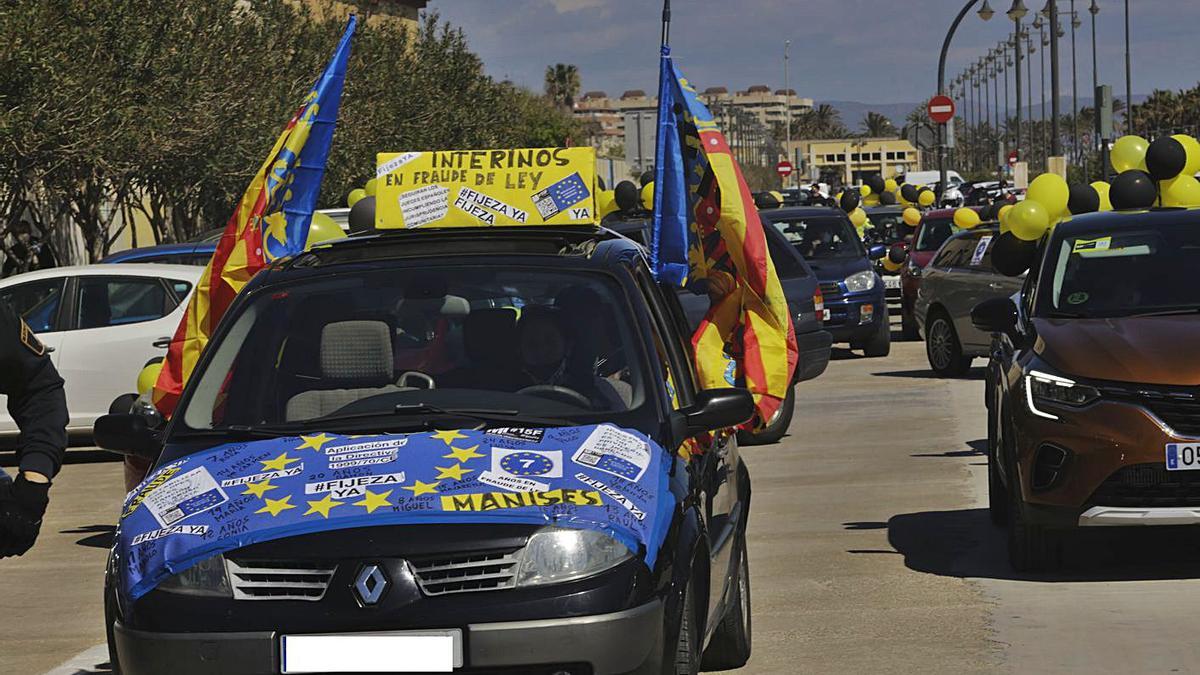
[{"left": 375, "top": 148, "right": 598, "bottom": 229}]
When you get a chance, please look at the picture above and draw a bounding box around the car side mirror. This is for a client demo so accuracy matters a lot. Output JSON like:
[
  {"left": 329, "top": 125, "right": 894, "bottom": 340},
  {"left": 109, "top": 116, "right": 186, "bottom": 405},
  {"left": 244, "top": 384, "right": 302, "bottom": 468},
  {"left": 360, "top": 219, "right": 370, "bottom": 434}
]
[
  {"left": 972, "top": 297, "right": 1018, "bottom": 335},
  {"left": 676, "top": 388, "right": 756, "bottom": 439},
  {"left": 867, "top": 244, "right": 887, "bottom": 260},
  {"left": 94, "top": 413, "right": 163, "bottom": 461}
]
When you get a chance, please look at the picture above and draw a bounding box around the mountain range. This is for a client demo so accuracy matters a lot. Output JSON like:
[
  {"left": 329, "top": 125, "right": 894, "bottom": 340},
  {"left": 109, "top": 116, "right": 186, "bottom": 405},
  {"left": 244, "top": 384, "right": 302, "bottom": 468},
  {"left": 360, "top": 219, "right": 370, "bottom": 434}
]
[{"left": 825, "top": 95, "right": 1147, "bottom": 133}]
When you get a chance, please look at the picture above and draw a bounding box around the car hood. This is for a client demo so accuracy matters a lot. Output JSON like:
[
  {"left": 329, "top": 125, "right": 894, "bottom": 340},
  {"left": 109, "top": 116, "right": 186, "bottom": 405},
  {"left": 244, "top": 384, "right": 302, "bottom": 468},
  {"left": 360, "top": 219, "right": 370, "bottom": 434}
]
[
  {"left": 1034, "top": 316, "right": 1200, "bottom": 386},
  {"left": 806, "top": 256, "right": 871, "bottom": 284}
]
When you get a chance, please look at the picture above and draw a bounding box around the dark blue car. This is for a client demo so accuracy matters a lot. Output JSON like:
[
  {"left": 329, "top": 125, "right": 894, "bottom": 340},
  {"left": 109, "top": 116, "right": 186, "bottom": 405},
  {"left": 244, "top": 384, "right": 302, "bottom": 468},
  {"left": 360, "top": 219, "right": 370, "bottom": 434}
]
[{"left": 761, "top": 206, "right": 890, "bottom": 357}]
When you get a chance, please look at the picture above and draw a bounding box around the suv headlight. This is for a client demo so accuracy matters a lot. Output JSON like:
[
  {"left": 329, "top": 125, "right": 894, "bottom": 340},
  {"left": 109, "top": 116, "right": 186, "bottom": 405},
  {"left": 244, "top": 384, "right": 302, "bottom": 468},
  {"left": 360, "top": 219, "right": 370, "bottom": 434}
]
[
  {"left": 844, "top": 271, "right": 877, "bottom": 293},
  {"left": 514, "top": 527, "right": 633, "bottom": 587},
  {"left": 1025, "top": 369, "right": 1100, "bottom": 420},
  {"left": 156, "top": 555, "right": 231, "bottom": 597}
]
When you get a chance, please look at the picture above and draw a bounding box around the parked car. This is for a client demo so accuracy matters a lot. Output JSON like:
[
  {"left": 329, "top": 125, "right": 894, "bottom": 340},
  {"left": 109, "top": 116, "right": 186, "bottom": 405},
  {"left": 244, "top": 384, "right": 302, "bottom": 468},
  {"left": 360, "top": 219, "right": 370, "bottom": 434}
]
[
  {"left": 98, "top": 225, "right": 757, "bottom": 675},
  {"left": 604, "top": 215, "right": 832, "bottom": 444},
  {"left": 901, "top": 170, "right": 964, "bottom": 190},
  {"left": 975, "top": 208, "right": 1200, "bottom": 571},
  {"left": 762, "top": 206, "right": 890, "bottom": 357},
  {"left": 864, "top": 206, "right": 909, "bottom": 318},
  {"left": 914, "top": 226, "right": 1022, "bottom": 376},
  {"left": 900, "top": 207, "right": 982, "bottom": 339},
  {"left": 0, "top": 264, "right": 201, "bottom": 438}
]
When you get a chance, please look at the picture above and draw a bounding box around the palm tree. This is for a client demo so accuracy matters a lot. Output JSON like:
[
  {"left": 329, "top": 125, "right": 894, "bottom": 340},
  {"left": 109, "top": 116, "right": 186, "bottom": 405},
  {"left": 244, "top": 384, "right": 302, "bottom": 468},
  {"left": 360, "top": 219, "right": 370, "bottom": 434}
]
[
  {"left": 861, "top": 111, "right": 897, "bottom": 138},
  {"left": 792, "top": 104, "right": 848, "bottom": 140},
  {"left": 544, "top": 63, "right": 581, "bottom": 111}
]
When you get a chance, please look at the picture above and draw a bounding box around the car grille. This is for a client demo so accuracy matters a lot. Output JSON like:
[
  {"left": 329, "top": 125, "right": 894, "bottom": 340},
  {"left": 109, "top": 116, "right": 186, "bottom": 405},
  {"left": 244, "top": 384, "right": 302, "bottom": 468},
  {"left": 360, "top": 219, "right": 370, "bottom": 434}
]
[
  {"left": 409, "top": 549, "right": 521, "bottom": 596},
  {"left": 818, "top": 281, "right": 844, "bottom": 302},
  {"left": 1097, "top": 384, "right": 1200, "bottom": 436},
  {"left": 225, "top": 559, "right": 337, "bottom": 601},
  {"left": 1089, "top": 463, "right": 1200, "bottom": 508}
]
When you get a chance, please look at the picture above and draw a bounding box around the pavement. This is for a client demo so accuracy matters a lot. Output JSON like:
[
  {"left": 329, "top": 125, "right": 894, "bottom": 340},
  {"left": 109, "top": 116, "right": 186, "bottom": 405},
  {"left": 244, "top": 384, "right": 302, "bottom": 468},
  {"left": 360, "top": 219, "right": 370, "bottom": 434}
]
[{"left": 9, "top": 338, "right": 1200, "bottom": 674}]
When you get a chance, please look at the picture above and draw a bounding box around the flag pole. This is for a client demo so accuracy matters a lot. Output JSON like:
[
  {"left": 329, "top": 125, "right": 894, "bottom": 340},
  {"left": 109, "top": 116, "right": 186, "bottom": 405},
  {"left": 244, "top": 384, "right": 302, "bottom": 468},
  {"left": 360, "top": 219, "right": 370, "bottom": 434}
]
[{"left": 661, "top": 0, "right": 671, "bottom": 47}]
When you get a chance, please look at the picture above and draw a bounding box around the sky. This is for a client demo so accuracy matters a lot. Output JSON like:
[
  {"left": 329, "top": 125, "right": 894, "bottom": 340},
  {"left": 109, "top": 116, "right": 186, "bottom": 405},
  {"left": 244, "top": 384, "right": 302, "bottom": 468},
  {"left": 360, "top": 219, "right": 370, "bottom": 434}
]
[{"left": 432, "top": 0, "right": 1200, "bottom": 105}]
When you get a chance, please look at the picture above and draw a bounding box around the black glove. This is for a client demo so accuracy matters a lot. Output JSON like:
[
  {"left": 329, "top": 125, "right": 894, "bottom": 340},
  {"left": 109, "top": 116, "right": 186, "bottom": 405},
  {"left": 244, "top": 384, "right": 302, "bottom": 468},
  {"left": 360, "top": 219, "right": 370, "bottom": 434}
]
[{"left": 0, "top": 474, "right": 50, "bottom": 557}]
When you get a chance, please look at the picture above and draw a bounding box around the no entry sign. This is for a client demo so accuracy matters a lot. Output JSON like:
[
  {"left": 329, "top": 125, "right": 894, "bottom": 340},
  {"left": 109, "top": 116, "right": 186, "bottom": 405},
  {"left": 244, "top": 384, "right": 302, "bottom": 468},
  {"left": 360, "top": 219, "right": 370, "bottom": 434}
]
[
  {"left": 928, "top": 95, "right": 956, "bottom": 125},
  {"left": 776, "top": 160, "right": 794, "bottom": 177}
]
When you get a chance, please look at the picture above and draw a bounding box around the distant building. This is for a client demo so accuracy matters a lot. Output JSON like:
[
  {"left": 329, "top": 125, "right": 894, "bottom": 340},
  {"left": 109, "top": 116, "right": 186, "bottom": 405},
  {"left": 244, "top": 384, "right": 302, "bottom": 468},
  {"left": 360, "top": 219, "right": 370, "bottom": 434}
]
[
  {"left": 699, "top": 85, "right": 813, "bottom": 130},
  {"left": 791, "top": 137, "right": 921, "bottom": 186}
]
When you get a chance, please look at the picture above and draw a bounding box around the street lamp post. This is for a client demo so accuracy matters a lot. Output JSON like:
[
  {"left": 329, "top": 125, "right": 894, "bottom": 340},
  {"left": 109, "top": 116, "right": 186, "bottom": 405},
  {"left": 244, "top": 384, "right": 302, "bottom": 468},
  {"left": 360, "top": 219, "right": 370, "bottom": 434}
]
[
  {"left": 936, "top": 0, "right": 994, "bottom": 200},
  {"left": 1089, "top": 0, "right": 1104, "bottom": 179},
  {"left": 1009, "top": 1, "right": 1028, "bottom": 167},
  {"left": 784, "top": 39, "right": 791, "bottom": 188},
  {"left": 1048, "top": 0, "right": 1063, "bottom": 160},
  {"left": 1124, "top": 0, "right": 1132, "bottom": 134},
  {"left": 1070, "top": 4, "right": 1082, "bottom": 175}
]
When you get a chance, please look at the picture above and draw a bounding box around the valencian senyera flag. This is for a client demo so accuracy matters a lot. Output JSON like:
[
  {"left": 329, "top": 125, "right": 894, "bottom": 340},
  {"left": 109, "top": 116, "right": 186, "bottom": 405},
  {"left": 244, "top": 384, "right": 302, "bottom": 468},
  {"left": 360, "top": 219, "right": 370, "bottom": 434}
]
[
  {"left": 153, "top": 18, "right": 356, "bottom": 415},
  {"left": 651, "top": 45, "right": 798, "bottom": 428}
]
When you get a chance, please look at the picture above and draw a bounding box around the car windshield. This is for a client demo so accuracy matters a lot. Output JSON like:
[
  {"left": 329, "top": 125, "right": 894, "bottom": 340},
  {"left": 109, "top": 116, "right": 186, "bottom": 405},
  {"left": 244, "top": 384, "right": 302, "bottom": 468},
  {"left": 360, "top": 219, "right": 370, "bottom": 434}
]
[
  {"left": 865, "top": 210, "right": 906, "bottom": 245},
  {"left": 1040, "top": 222, "right": 1200, "bottom": 319},
  {"left": 915, "top": 217, "right": 962, "bottom": 252},
  {"left": 768, "top": 215, "right": 864, "bottom": 260},
  {"left": 177, "top": 266, "right": 649, "bottom": 436}
]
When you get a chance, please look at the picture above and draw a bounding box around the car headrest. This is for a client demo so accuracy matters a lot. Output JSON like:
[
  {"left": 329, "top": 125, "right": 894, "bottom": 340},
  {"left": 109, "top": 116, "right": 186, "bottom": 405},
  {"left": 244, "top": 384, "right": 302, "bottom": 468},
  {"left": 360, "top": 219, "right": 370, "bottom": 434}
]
[
  {"left": 519, "top": 307, "right": 566, "bottom": 369},
  {"left": 320, "top": 320, "right": 393, "bottom": 381},
  {"left": 463, "top": 308, "right": 518, "bottom": 363}
]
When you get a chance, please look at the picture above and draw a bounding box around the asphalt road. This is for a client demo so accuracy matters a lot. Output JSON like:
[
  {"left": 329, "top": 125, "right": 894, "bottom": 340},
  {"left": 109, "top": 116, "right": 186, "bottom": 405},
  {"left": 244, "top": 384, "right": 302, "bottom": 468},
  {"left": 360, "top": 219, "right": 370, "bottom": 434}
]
[{"left": 10, "top": 339, "right": 1200, "bottom": 674}]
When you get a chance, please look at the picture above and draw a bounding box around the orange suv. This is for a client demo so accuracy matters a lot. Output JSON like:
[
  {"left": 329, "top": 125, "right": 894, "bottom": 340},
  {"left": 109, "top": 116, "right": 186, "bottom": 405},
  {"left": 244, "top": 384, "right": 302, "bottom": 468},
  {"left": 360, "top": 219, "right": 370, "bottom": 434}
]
[{"left": 974, "top": 208, "right": 1200, "bottom": 571}]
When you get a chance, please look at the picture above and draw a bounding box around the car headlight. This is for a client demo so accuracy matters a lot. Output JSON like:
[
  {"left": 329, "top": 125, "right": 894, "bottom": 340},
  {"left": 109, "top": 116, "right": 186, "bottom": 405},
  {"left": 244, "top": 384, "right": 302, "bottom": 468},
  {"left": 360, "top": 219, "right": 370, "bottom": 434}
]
[
  {"left": 514, "top": 527, "right": 633, "bottom": 587},
  {"left": 156, "top": 555, "right": 231, "bottom": 597},
  {"left": 844, "top": 271, "right": 877, "bottom": 293},
  {"left": 1024, "top": 369, "right": 1100, "bottom": 420}
]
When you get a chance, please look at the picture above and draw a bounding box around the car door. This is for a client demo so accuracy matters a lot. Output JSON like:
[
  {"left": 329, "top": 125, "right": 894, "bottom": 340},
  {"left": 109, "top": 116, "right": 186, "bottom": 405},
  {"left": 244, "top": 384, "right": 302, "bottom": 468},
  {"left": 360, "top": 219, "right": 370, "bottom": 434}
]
[
  {"left": 916, "top": 235, "right": 971, "bottom": 331},
  {"left": 966, "top": 236, "right": 1025, "bottom": 350},
  {"left": 943, "top": 231, "right": 993, "bottom": 345},
  {"left": 53, "top": 275, "right": 192, "bottom": 429},
  {"left": 0, "top": 277, "right": 69, "bottom": 433},
  {"left": 956, "top": 233, "right": 1021, "bottom": 353}
]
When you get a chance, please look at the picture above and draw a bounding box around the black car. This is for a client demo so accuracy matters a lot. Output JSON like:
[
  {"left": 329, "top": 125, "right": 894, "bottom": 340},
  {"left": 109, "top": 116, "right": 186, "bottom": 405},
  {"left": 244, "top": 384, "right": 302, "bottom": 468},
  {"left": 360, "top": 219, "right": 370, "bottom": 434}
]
[
  {"left": 97, "top": 226, "right": 757, "bottom": 675},
  {"left": 603, "top": 215, "right": 832, "bottom": 444}
]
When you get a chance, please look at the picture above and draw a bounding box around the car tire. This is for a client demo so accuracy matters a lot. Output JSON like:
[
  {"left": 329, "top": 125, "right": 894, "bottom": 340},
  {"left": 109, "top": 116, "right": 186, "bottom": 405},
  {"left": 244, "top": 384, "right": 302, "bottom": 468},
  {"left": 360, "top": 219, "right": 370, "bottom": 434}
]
[
  {"left": 925, "top": 311, "right": 972, "bottom": 376},
  {"left": 105, "top": 585, "right": 123, "bottom": 675},
  {"left": 667, "top": 576, "right": 701, "bottom": 675},
  {"left": 861, "top": 306, "right": 891, "bottom": 358},
  {"left": 1007, "top": 460, "right": 1062, "bottom": 572},
  {"left": 737, "top": 385, "right": 794, "bottom": 446},
  {"left": 701, "top": 535, "right": 753, "bottom": 671}
]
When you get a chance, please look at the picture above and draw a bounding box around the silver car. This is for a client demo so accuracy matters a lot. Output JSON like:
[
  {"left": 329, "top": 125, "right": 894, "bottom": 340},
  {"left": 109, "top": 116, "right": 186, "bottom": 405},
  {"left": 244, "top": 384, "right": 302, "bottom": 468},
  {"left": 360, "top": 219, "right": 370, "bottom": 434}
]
[{"left": 914, "top": 227, "right": 1024, "bottom": 376}]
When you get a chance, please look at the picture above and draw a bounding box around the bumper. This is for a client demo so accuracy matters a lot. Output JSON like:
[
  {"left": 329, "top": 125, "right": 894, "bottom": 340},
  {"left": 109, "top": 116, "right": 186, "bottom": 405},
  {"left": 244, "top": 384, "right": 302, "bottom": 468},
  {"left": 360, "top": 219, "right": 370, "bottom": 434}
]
[
  {"left": 824, "top": 296, "right": 885, "bottom": 343},
  {"left": 795, "top": 329, "right": 833, "bottom": 382},
  {"left": 1078, "top": 505, "right": 1200, "bottom": 527},
  {"left": 114, "top": 599, "right": 664, "bottom": 675}
]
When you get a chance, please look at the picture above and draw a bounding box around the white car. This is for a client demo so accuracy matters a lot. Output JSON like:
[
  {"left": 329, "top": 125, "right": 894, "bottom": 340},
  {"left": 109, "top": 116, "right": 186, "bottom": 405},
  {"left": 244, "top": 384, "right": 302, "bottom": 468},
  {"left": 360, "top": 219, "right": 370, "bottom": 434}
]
[{"left": 0, "top": 264, "right": 202, "bottom": 438}]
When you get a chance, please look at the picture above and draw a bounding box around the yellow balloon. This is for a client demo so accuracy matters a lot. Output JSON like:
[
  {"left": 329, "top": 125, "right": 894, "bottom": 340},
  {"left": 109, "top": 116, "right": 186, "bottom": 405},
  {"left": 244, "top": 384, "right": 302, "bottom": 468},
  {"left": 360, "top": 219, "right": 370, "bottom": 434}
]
[
  {"left": 1172, "top": 134, "right": 1200, "bottom": 176},
  {"left": 1027, "top": 173, "right": 1070, "bottom": 216},
  {"left": 902, "top": 207, "right": 922, "bottom": 227},
  {"left": 954, "top": 207, "right": 981, "bottom": 229},
  {"left": 849, "top": 207, "right": 867, "bottom": 228},
  {"left": 1162, "top": 175, "right": 1200, "bottom": 207},
  {"left": 997, "top": 204, "right": 1014, "bottom": 233},
  {"left": 1090, "top": 181, "right": 1113, "bottom": 211},
  {"left": 596, "top": 190, "right": 618, "bottom": 218},
  {"left": 860, "top": 185, "right": 871, "bottom": 197},
  {"left": 137, "top": 362, "right": 163, "bottom": 398},
  {"left": 1008, "top": 200, "right": 1051, "bottom": 241},
  {"left": 347, "top": 188, "right": 367, "bottom": 208},
  {"left": 884, "top": 178, "right": 899, "bottom": 193},
  {"left": 863, "top": 195, "right": 881, "bottom": 207},
  {"left": 305, "top": 211, "right": 344, "bottom": 249},
  {"left": 364, "top": 178, "right": 378, "bottom": 196},
  {"left": 641, "top": 182, "right": 655, "bottom": 210},
  {"left": 1111, "top": 135, "right": 1149, "bottom": 173},
  {"left": 918, "top": 189, "right": 935, "bottom": 207},
  {"left": 883, "top": 256, "right": 903, "bottom": 272}
]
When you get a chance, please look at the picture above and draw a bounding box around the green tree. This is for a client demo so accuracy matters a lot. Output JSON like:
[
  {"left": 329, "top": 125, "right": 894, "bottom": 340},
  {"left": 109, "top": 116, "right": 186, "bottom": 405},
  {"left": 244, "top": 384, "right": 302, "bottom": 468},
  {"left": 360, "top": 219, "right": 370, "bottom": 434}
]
[
  {"left": 544, "top": 63, "right": 581, "bottom": 110},
  {"left": 861, "top": 111, "right": 896, "bottom": 138}
]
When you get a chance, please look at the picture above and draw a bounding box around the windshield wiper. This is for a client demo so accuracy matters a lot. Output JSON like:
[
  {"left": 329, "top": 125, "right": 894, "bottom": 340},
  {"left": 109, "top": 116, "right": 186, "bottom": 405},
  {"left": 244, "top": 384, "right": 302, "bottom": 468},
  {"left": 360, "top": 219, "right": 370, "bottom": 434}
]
[
  {"left": 199, "top": 405, "right": 574, "bottom": 439},
  {"left": 1132, "top": 307, "right": 1200, "bottom": 318}
]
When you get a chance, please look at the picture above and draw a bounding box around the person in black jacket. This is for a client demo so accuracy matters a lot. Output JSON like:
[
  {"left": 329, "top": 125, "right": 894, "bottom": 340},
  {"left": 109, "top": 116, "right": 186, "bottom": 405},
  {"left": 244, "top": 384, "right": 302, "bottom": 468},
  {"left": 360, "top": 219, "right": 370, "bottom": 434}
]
[{"left": 0, "top": 299, "right": 68, "bottom": 557}]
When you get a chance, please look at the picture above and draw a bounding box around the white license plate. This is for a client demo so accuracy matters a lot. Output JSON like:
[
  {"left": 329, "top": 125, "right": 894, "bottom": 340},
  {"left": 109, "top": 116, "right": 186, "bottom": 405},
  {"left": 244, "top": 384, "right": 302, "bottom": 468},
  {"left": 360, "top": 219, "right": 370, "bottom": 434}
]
[
  {"left": 1166, "top": 443, "right": 1200, "bottom": 471},
  {"left": 884, "top": 276, "right": 901, "bottom": 289},
  {"left": 281, "top": 630, "right": 463, "bottom": 673},
  {"left": 821, "top": 308, "right": 831, "bottom": 321}
]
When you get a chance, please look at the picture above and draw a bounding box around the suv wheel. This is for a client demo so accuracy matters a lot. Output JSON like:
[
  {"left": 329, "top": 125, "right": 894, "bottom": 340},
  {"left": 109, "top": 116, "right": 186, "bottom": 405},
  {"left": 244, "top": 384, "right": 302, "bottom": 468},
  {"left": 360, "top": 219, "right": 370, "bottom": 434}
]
[
  {"left": 1007, "top": 461, "right": 1062, "bottom": 572},
  {"left": 925, "top": 311, "right": 972, "bottom": 376},
  {"left": 987, "top": 401, "right": 1009, "bottom": 526},
  {"left": 861, "top": 305, "right": 891, "bottom": 357},
  {"left": 668, "top": 577, "right": 701, "bottom": 675},
  {"left": 737, "top": 385, "right": 794, "bottom": 446},
  {"left": 701, "top": 534, "right": 753, "bottom": 670}
]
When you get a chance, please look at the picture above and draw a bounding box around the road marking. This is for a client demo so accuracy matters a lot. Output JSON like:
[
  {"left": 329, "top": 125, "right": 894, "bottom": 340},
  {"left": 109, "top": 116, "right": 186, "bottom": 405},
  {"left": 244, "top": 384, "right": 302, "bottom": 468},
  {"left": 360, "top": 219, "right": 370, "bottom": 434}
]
[{"left": 43, "top": 643, "right": 109, "bottom": 675}]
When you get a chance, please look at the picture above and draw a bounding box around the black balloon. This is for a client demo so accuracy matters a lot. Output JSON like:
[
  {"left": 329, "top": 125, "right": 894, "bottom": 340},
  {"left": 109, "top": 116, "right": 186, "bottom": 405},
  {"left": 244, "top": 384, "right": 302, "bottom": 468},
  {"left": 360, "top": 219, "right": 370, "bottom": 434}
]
[
  {"left": 1145, "top": 136, "right": 1187, "bottom": 181},
  {"left": 1109, "top": 170, "right": 1158, "bottom": 210},
  {"left": 639, "top": 171, "right": 655, "bottom": 187},
  {"left": 887, "top": 245, "right": 907, "bottom": 264},
  {"left": 900, "top": 184, "right": 919, "bottom": 203},
  {"left": 896, "top": 175, "right": 907, "bottom": 185},
  {"left": 839, "top": 189, "right": 860, "bottom": 213},
  {"left": 879, "top": 191, "right": 897, "bottom": 205},
  {"left": 614, "top": 181, "right": 641, "bottom": 211},
  {"left": 991, "top": 232, "right": 1038, "bottom": 277},
  {"left": 1067, "top": 183, "right": 1101, "bottom": 215},
  {"left": 348, "top": 196, "right": 375, "bottom": 233},
  {"left": 866, "top": 174, "right": 886, "bottom": 195}
]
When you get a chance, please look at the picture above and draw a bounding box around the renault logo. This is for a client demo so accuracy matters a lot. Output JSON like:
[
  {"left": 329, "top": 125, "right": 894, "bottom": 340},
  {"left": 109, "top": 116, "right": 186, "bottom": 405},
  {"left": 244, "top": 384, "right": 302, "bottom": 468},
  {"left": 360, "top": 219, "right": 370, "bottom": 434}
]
[{"left": 354, "top": 564, "right": 388, "bottom": 606}]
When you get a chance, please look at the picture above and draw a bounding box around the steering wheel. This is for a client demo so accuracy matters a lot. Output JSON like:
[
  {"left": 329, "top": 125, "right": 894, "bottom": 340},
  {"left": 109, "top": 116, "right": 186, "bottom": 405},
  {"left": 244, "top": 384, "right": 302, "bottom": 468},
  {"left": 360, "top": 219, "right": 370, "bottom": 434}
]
[{"left": 516, "top": 384, "right": 592, "bottom": 408}]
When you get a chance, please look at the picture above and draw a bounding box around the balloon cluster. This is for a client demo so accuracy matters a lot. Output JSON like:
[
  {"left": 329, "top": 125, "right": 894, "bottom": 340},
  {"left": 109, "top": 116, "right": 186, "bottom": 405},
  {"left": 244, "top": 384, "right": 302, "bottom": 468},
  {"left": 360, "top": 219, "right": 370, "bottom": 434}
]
[{"left": 835, "top": 175, "right": 936, "bottom": 238}]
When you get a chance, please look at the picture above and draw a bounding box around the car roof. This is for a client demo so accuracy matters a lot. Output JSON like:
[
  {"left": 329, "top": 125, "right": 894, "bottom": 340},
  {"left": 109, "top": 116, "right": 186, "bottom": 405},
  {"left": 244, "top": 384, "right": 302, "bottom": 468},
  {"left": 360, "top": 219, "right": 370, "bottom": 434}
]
[
  {"left": 1048, "top": 207, "right": 1200, "bottom": 239},
  {"left": 103, "top": 242, "right": 212, "bottom": 259},
  {"left": 0, "top": 262, "right": 204, "bottom": 287},
  {"left": 760, "top": 206, "right": 848, "bottom": 219}
]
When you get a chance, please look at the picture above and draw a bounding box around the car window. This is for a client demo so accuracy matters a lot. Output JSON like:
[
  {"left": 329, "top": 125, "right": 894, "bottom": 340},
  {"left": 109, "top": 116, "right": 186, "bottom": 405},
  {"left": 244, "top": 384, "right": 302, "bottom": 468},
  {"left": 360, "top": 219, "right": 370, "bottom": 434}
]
[
  {"left": 0, "top": 278, "right": 65, "bottom": 332},
  {"left": 168, "top": 280, "right": 194, "bottom": 301},
  {"left": 764, "top": 228, "right": 806, "bottom": 278},
  {"left": 76, "top": 277, "right": 175, "bottom": 329},
  {"left": 916, "top": 217, "right": 962, "bottom": 252},
  {"left": 767, "top": 215, "right": 864, "bottom": 260},
  {"left": 968, "top": 234, "right": 996, "bottom": 270},
  {"left": 931, "top": 237, "right": 971, "bottom": 268}
]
